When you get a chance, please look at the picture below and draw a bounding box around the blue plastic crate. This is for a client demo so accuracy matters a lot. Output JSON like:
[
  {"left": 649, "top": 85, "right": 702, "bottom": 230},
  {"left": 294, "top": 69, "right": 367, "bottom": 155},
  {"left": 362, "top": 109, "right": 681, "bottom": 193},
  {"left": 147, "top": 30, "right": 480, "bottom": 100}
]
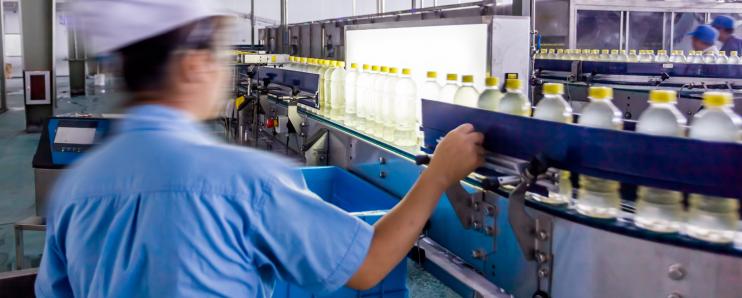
[{"left": 272, "top": 166, "right": 408, "bottom": 298}]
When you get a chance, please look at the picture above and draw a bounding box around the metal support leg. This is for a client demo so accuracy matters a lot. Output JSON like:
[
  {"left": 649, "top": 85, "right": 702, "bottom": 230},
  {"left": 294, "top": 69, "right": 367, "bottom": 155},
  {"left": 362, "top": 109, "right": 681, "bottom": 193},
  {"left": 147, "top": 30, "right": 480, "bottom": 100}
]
[{"left": 14, "top": 216, "right": 46, "bottom": 270}]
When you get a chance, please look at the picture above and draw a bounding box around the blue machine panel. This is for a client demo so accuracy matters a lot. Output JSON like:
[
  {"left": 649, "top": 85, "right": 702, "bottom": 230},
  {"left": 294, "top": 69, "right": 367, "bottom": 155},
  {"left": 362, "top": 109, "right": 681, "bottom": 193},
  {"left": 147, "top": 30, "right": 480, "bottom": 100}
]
[
  {"left": 47, "top": 118, "right": 112, "bottom": 166},
  {"left": 421, "top": 99, "right": 742, "bottom": 199}
]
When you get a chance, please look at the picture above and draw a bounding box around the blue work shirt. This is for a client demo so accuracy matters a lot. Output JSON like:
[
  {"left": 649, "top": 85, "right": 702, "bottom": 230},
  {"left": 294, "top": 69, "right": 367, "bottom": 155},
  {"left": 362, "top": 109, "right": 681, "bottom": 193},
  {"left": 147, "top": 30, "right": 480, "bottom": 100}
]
[
  {"left": 721, "top": 35, "right": 742, "bottom": 53},
  {"left": 35, "top": 105, "right": 373, "bottom": 297}
]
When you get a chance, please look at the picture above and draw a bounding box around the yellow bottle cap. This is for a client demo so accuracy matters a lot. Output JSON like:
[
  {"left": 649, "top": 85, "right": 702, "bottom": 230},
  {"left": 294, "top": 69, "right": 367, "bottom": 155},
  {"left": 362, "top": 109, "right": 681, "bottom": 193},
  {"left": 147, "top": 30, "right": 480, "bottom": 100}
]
[
  {"left": 381, "top": 66, "right": 389, "bottom": 73},
  {"left": 583, "top": 49, "right": 591, "bottom": 54},
  {"left": 505, "top": 79, "right": 522, "bottom": 90},
  {"left": 301, "top": 57, "right": 308, "bottom": 63},
  {"left": 557, "top": 49, "right": 564, "bottom": 54},
  {"left": 446, "top": 73, "right": 458, "bottom": 81},
  {"left": 648, "top": 90, "right": 677, "bottom": 104},
  {"left": 485, "top": 77, "right": 499, "bottom": 87},
  {"left": 271, "top": 55, "right": 277, "bottom": 62},
  {"left": 371, "top": 65, "right": 379, "bottom": 71},
  {"left": 548, "top": 49, "right": 555, "bottom": 53},
  {"left": 402, "top": 68, "right": 411, "bottom": 75},
  {"left": 350, "top": 63, "right": 358, "bottom": 69},
  {"left": 588, "top": 86, "right": 613, "bottom": 100},
  {"left": 630, "top": 50, "right": 637, "bottom": 54},
  {"left": 677, "top": 50, "right": 684, "bottom": 55},
  {"left": 732, "top": 51, "right": 739, "bottom": 56},
  {"left": 658, "top": 50, "right": 667, "bottom": 55},
  {"left": 648, "top": 50, "right": 655, "bottom": 54},
  {"left": 543, "top": 83, "right": 564, "bottom": 95},
  {"left": 362, "top": 64, "right": 370, "bottom": 70},
  {"left": 591, "top": 49, "right": 600, "bottom": 54},
  {"left": 601, "top": 49, "right": 609, "bottom": 54},
  {"left": 703, "top": 92, "right": 733, "bottom": 108},
  {"left": 389, "top": 67, "right": 399, "bottom": 74},
  {"left": 719, "top": 51, "right": 727, "bottom": 56},
  {"left": 427, "top": 71, "right": 437, "bottom": 79},
  {"left": 541, "top": 49, "right": 548, "bottom": 54},
  {"left": 611, "top": 49, "right": 619, "bottom": 54},
  {"left": 620, "top": 50, "right": 627, "bottom": 54},
  {"left": 462, "top": 75, "right": 474, "bottom": 83}
]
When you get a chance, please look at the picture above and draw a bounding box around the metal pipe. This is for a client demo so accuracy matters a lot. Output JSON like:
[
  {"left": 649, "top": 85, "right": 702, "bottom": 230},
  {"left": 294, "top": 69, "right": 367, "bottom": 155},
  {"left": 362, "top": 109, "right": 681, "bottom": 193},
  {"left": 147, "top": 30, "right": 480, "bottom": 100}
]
[
  {"left": 280, "top": 0, "right": 287, "bottom": 53},
  {"left": 377, "top": 0, "right": 385, "bottom": 14},
  {"left": 250, "top": 0, "right": 255, "bottom": 46},
  {"left": 292, "top": 1, "right": 493, "bottom": 26},
  {"left": 415, "top": 237, "right": 511, "bottom": 298}
]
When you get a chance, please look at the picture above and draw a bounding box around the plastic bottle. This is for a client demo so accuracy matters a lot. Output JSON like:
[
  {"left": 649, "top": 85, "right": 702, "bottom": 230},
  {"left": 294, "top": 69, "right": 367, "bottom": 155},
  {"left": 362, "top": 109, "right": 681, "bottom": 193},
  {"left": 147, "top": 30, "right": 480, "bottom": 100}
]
[
  {"left": 381, "top": 67, "right": 400, "bottom": 141},
  {"left": 344, "top": 63, "right": 359, "bottom": 126},
  {"left": 477, "top": 77, "right": 503, "bottom": 111},
  {"left": 639, "top": 50, "right": 653, "bottom": 63},
  {"left": 536, "top": 49, "right": 548, "bottom": 59},
  {"left": 318, "top": 60, "right": 331, "bottom": 116},
  {"left": 371, "top": 66, "right": 390, "bottom": 137},
  {"left": 703, "top": 51, "right": 717, "bottom": 64},
  {"left": 330, "top": 62, "right": 347, "bottom": 121},
  {"left": 634, "top": 90, "right": 687, "bottom": 233},
  {"left": 453, "top": 75, "right": 480, "bottom": 108},
  {"left": 576, "top": 87, "right": 624, "bottom": 219},
  {"left": 686, "top": 92, "right": 741, "bottom": 243},
  {"left": 354, "top": 64, "right": 372, "bottom": 131},
  {"left": 715, "top": 51, "right": 729, "bottom": 64},
  {"left": 578, "top": 49, "right": 590, "bottom": 61},
  {"left": 365, "top": 66, "right": 383, "bottom": 135},
  {"left": 729, "top": 51, "right": 740, "bottom": 64},
  {"left": 547, "top": 49, "right": 557, "bottom": 59},
  {"left": 655, "top": 50, "right": 669, "bottom": 62},
  {"left": 556, "top": 49, "right": 565, "bottom": 59},
  {"left": 599, "top": 49, "right": 611, "bottom": 61},
  {"left": 627, "top": 50, "right": 639, "bottom": 62},
  {"left": 532, "top": 83, "right": 573, "bottom": 205},
  {"left": 496, "top": 79, "right": 530, "bottom": 116},
  {"left": 669, "top": 50, "right": 685, "bottom": 63},
  {"left": 394, "top": 68, "right": 418, "bottom": 147},
  {"left": 421, "top": 71, "right": 442, "bottom": 102},
  {"left": 590, "top": 49, "right": 601, "bottom": 61},
  {"left": 440, "top": 74, "right": 460, "bottom": 103},
  {"left": 609, "top": 49, "right": 620, "bottom": 61}
]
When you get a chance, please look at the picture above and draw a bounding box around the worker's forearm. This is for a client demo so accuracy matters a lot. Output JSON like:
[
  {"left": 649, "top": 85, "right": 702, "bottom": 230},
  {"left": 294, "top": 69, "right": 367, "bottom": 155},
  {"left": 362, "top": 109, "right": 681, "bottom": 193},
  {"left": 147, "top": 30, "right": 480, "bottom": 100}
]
[{"left": 347, "top": 168, "right": 449, "bottom": 289}]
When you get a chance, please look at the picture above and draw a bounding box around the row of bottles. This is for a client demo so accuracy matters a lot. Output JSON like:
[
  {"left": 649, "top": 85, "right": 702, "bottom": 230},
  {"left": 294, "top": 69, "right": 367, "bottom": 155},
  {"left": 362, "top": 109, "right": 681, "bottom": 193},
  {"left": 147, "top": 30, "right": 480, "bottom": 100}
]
[
  {"left": 489, "top": 81, "right": 741, "bottom": 244},
  {"left": 536, "top": 49, "right": 742, "bottom": 65}
]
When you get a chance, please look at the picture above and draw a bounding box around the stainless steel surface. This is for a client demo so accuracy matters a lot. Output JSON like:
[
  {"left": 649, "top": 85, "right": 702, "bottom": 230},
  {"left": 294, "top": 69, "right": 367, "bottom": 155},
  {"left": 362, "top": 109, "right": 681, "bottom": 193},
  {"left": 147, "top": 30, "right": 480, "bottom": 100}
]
[
  {"left": 416, "top": 236, "right": 512, "bottom": 298},
  {"left": 549, "top": 215, "right": 742, "bottom": 298},
  {"left": 251, "top": 0, "right": 255, "bottom": 45},
  {"left": 14, "top": 216, "right": 45, "bottom": 270},
  {"left": 0, "top": 1, "right": 6, "bottom": 113},
  {"left": 34, "top": 168, "right": 62, "bottom": 216}
]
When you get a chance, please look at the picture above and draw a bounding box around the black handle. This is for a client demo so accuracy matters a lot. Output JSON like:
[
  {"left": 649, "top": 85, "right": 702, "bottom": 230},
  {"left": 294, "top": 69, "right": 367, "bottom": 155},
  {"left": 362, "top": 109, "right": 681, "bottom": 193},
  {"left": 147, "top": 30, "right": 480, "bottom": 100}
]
[{"left": 415, "top": 154, "right": 431, "bottom": 165}]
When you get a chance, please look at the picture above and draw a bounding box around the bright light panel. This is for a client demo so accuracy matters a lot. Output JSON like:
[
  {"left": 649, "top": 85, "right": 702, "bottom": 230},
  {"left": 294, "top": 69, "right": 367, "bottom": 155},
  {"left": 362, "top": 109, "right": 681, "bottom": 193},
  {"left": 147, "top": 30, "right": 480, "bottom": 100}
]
[{"left": 346, "top": 23, "right": 489, "bottom": 91}]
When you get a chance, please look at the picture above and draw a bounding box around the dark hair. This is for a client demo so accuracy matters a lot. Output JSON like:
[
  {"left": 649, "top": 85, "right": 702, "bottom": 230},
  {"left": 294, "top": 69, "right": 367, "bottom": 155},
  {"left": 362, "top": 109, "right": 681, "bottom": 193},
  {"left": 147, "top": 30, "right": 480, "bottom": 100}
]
[{"left": 118, "top": 17, "right": 223, "bottom": 93}]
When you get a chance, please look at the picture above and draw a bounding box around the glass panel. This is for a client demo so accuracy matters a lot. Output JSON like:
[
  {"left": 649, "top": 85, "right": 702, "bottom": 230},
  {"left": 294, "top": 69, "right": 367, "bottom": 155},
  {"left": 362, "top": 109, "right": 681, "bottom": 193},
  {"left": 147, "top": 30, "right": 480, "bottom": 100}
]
[
  {"left": 628, "top": 11, "right": 663, "bottom": 51},
  {"left": 385, "top": 0, "right": 411, "bottom": 12},
  {"left": 576, "top": 10, "right": 621, "bottom": 50},
  {"left": 536, "top": 0, "right": 569, "bottom": 49},
  {"left": 671, "top": 13, "right": 706, "bottom": 54},
  {"left": 288, "top": 0, "right": 354, "bottom": 23}
]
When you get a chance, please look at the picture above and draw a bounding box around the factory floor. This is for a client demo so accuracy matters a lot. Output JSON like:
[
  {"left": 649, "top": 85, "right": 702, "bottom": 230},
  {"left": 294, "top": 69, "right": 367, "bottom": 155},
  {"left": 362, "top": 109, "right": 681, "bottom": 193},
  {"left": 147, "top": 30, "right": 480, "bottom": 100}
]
[{"left": 0, "top": 78, "right": 460, "bottom": 297}]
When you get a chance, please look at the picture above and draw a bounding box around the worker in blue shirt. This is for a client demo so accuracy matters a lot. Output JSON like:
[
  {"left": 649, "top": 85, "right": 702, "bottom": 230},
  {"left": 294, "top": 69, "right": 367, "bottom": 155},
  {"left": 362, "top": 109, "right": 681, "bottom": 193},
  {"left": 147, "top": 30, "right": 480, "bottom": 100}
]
[
  {"left": 35, "top": 1, "right": 485, "bottom": 297},
  {"left": 712, "top": 15, "right": 742, "bottom": 54}
]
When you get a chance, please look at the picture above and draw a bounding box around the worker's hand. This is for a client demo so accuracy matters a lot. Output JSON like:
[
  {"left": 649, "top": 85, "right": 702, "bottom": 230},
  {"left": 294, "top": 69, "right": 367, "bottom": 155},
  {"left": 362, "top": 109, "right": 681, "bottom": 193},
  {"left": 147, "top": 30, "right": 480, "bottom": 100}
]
[{"left": 425, "top": 123, "right": 485, "bottom": 189}]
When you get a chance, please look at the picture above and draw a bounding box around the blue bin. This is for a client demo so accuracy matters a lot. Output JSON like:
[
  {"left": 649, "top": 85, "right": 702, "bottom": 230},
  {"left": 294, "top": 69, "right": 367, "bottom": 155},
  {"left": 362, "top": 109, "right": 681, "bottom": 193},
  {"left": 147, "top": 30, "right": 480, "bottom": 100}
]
[{"left": 272, "top": 167, "right": 409, "bottom": 298}]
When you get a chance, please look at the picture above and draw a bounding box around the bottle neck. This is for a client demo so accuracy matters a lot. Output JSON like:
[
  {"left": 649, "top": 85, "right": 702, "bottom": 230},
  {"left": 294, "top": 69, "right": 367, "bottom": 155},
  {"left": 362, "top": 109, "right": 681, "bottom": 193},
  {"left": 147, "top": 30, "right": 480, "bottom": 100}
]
[{"left": 506, "top": 88, "right": 522, "bottom": 93}]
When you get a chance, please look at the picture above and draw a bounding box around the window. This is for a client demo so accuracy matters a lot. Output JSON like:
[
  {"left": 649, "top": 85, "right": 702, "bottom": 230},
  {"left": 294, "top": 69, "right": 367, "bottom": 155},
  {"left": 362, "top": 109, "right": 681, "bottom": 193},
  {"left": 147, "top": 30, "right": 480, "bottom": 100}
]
[
  {"left": 576, "top": 10, "right": 621, "bottom": 50},
  {"left": 628, "top": 11, "right": 663, "bottom": 51}
]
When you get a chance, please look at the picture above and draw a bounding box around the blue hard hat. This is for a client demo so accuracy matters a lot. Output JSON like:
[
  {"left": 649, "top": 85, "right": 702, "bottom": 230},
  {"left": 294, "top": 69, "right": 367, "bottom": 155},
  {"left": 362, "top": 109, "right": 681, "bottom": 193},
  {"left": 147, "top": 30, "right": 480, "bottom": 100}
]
[
  {"left": 688, "top": 25, "right": 719, "bottom": 45},
  {"left": 712, "top": 15, "right": 736, "bottom": 30}
]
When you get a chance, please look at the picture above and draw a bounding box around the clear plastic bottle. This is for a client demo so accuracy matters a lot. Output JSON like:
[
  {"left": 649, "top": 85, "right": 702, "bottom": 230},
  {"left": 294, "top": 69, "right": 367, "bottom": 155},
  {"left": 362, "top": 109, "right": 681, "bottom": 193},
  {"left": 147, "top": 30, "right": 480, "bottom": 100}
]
[
  {"left": 533, "top": 83, "right": 573, "bottom": 205},
  {"left": 634, "top": 90, "right": 687, "bottom": 233},
  {"left": 655, "top": 50, "right": 670, "bottom": 63},
  {"left": 354, "top": 64, "right": 372, "bottom": 131},
  {"left": 564, "top": 49, "right": 575, "bottom": 60},
  {"left": 617, "top": 50, "right": 629, "bottom": 62},
  {"left": 639, "top": 50, "right": 653, "bottom": 63},
  {"left": 576, "top": 87, "right": 624, "bottom": 219},
  {"left": 715, "top": 51, "right": 729, "bottom": 64},
  {"left": 344, "top": 63, "right": 359, "bottom": 126},
  {"left": 578, "top": 49, "right": 590, "bottom": 61},
  {"left": 477, "top": 77, "right": 503, "bottom": 111},
  {"left": 394, "top": 68, "right": 418, "bottom": 147},
  {"left": 590, "top": 49, "right": 601, "bottom": 61},
  {"left": 669, "top": 50, "right": 685, "bottom": 63},
  {"left": 537, "top": 49, "right": 548, "bottom": 59},
  {"left": 599, "top": 49, "right": 611, "bottom": 61},
  {"left": 627, "top": 50, "right": 640, "bottom": 62},
  {"left": 364, "top": 65, "right": 384, "bottom": 135},
  {"left": 687, "top": 92, "right": 742, "bottom": 243},
  {"left": 547, "top": 49, "right": 557, "bottom": 59},
  {"left": 496, "top": 79, "right": 530, "bottom": 116},
  {"left": 729, "top": 51, "right": 741, "bottom": 64},
  {"left": 556, "top": 49, "right": 565, "bottom": 59},
  {"left": 381, "top": 67, "right": 400, "bottom": 142},
  {"left": 371, "top": 66, "right": 389, "bottom": 138},
  {"left": 318, "top": 60, "right": 331, "bottom": 116},
  {"left": 609, "top": 49, "right": 620, "bottom": 61},
  {"left": 703, "top": 51, "right": 717, "bottom": 64},
  {"left": 453, "top": 75, "right": 480, "bottom": 108},
  {"left": 440, "top": 74, "right": 460, "bottom": 103},
  {"left": 421, "top": 71, "right": 442, "bottom": 102},
  {"left": 330, "top": 61, "right": 347, "bottom": 121}
]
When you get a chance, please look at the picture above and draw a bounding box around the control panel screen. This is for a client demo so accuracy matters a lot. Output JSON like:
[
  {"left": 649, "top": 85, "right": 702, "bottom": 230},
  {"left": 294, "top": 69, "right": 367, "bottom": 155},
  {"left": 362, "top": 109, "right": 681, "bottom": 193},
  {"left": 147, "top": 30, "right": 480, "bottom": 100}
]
[
  {"left": 30, "top": 74, "right": 47, "bottom": 100},
  {"left": 54, "top": 127, "right": 97, "bottom": 145}
]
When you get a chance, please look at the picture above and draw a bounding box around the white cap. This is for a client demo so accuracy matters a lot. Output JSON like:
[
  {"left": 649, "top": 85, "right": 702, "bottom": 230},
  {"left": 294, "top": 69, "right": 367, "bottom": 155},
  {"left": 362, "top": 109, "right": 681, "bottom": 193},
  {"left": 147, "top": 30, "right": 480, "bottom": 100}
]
[{"left": 72, "top": 0, "right": 229, "bottom": 53}]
